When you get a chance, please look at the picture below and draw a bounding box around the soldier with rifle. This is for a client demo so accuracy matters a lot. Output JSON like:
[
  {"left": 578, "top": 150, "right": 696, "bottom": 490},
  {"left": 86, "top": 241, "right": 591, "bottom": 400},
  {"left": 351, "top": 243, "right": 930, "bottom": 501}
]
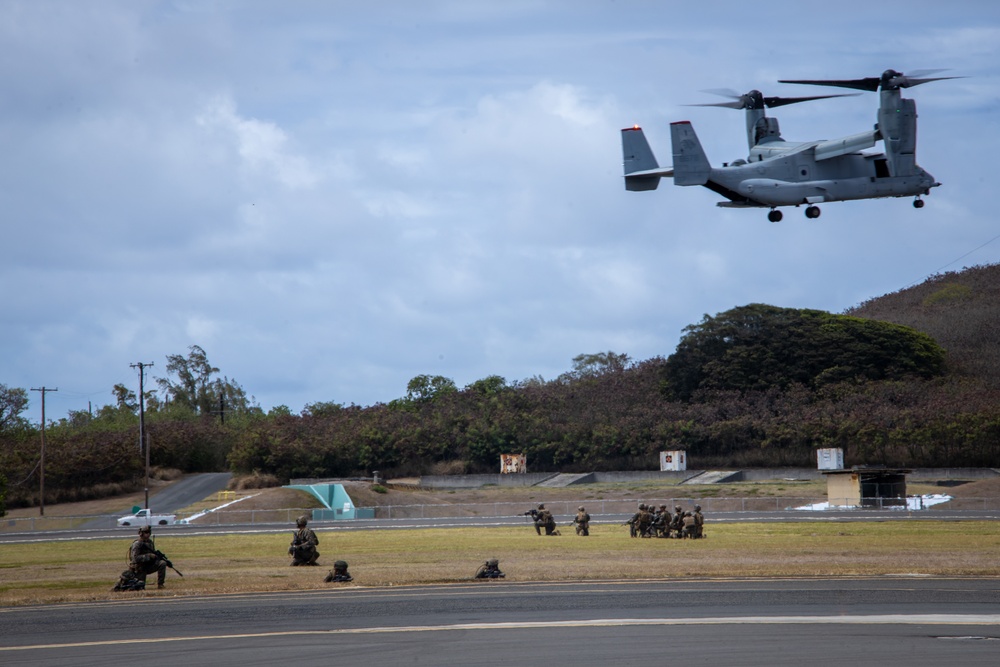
[
  {"left": 624, "top": 503, "right": 643, "bottom": 537},
  {"left": 524, "top": 503, "right": 558, "bottom": 535},
  {"left": 289, "top": 515, "right": 320, "bottom": 565},
  {"left": 129, "top": 525, "right": 181, "bottom": 589}
]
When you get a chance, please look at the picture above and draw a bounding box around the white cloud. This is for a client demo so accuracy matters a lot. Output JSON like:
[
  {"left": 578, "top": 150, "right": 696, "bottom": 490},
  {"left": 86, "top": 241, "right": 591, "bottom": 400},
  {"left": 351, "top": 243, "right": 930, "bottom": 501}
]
[
  {"left": 196, "top": 94, "right": 320, "bottom": 189},
  {"left": 2, "top": 1, "right": 999, "bottom": 414}
]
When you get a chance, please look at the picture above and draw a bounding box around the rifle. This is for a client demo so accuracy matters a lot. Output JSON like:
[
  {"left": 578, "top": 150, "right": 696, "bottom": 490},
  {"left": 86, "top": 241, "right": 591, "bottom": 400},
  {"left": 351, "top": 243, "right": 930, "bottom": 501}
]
[
  {"left": 155, "top": 550, "right": 184, "bottom": 577},
  {"left": 522, "top": 509, "right": 539, "bottom": 519}
]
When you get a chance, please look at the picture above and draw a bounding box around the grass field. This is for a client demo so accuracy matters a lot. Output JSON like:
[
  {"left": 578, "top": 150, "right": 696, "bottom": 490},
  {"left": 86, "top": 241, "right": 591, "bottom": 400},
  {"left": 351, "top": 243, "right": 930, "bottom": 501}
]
[{"left": 3, "top": 521, "right": 999, "bottom": 607}]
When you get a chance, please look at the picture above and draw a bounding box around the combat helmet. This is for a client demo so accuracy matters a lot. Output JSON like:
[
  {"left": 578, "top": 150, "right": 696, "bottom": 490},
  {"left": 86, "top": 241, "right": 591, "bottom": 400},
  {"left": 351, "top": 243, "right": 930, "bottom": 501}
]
[
  {"left": 694, "top": 504, "right": 702, "bottom": 512},
  {"left": 537, "top": 504, "right": 545, "bottom": 510},
  {"left": 296, "top": 515, "right": 308, "bottom": 527},
  {"left": 138, "top": 525, "right": 151, "bottom": 535},
  {"left": 578, "top": 506, "right": 585, "bottom": 511}
]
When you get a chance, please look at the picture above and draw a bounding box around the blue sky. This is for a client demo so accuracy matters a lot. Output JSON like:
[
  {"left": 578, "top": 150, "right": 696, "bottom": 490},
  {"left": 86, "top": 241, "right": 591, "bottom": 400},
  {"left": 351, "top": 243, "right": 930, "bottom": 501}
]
[{"left": 3, "top": 1, "right": 998, "bottom": 417}]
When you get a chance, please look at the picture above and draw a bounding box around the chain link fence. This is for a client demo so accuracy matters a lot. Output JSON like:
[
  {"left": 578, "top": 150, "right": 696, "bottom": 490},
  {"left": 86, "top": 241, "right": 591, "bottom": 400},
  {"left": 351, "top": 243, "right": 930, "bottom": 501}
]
[{"left": 4, "top": 495, "right": 999, "bottom": 532}]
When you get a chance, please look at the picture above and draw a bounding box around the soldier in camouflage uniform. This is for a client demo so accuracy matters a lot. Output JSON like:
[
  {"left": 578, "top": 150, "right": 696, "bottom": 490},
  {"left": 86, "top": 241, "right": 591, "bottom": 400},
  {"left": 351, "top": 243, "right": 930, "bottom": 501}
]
[
  {"left": 574, "top": 506, "right": 591, "bottom": 536},
  {"left": 636, "top": 503, "right": 653, "bottom": 537},
  {"left": 693, "top": 504, "right": 705, "bottom": 538},
  {"left": 669, "top": 505, "right": 685, "bottom": 538},
  {"left": 626, "top": 503, "right": 643, "bottom": 537},
  {"left": 129, "top": 525, "right": 168, "bottom": 589},
  {"left": 324, "top": 560, "right": 352, "bottom": 582},
  {"left": 534, "top": 504, "right": 558, "bottom": 536},
  {"left": 652, "top": 504, "right": 669, "bottom": 538},
  {"left": 474, "top": 558, "right": 505, "bottom": 579},
  {"left": 288, "top": 515, "right": 320, "bottom": 565},
  {"left": 682, "top": 511, "right": 698, "bottom": 539}
]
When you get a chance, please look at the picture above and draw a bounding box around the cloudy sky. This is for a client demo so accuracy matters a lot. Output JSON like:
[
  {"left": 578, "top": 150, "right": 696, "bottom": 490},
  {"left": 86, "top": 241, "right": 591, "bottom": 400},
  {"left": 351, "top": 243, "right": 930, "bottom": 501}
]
[{"left": 4, "top": 1, "right": 998, "bottom": 418}]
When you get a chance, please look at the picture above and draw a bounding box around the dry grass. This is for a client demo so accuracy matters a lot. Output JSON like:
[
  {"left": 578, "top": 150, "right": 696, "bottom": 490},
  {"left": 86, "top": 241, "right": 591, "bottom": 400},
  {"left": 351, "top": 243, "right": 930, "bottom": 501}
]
[
  {"left": 3, "top": 521, "right": 999, "bottom": 607},
  {"left": 3, "top": 476, "right": 999, "bottom": 607}
]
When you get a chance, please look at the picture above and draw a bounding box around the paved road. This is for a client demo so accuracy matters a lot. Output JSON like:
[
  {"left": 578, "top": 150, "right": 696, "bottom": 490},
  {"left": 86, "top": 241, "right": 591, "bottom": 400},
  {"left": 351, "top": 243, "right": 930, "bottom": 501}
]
[
  {"left": 76, "top": 473, "right": 233, "bottom": 530},
  {"left": 2, "top": 578, "right": 998, "bottom": 666},
  {"left": 149, "top": 472, "right": 233, "bottom": 513}
]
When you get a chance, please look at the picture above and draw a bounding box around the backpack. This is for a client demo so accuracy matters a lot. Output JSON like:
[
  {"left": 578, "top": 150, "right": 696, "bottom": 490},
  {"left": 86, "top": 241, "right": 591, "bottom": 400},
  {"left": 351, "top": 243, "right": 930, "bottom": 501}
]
[{"left": 113, "top": 569, "right": 146, "bottom": 591}]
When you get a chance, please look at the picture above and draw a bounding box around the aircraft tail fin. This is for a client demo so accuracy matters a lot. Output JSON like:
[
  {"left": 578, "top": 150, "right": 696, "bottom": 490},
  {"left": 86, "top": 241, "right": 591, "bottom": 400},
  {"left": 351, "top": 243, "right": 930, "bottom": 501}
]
[
  {"left": 621, "top": 126, "right": 673, "bottom": 191},
  {"left": 670, "top": 121, "right": 711, "bottom": 186}
]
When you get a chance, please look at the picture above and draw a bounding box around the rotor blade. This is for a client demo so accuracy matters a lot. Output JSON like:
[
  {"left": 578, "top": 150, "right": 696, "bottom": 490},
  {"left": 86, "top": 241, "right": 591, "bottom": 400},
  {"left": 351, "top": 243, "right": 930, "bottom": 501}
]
[
  {"left": 700, "top": 88, "right": 743, "bottom": 100},
  {"left": 763, "top": 93, "right": 859, "bottom": 108},
  {"left": 684, "top": 101, "right": 746, "bottom": 109},
  {"left": 905, "top": 69, "right": 948, "bottom": 78},
  {"left": 779, "top": 77, "right": 881, "bottom": 92},
  {"left": 902, "top": 75, "right": 965, "bottom": 88}
]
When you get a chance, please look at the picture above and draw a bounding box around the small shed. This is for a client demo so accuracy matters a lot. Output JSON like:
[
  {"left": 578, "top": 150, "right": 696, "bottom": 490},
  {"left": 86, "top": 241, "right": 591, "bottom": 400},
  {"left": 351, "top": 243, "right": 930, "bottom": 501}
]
[
  {"left": 659, "top": 450, "right": 687, "bottom": 472},
  {"left": 822, "top": 467, "right": 911, "bottom": 508}
]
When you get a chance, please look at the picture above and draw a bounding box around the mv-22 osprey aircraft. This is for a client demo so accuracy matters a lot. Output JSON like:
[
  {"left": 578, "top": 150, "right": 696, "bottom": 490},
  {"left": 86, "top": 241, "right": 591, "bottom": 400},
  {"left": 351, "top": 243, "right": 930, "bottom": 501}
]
[{"left": 621, "top": 69, "right": 958, "bottom": 221}]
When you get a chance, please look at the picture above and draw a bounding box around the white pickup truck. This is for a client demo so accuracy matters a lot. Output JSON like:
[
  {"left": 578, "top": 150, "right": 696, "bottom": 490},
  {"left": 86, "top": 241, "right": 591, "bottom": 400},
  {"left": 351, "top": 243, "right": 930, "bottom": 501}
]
[{"left": 117, "top": 508, "right": 178, "bottom": 527}]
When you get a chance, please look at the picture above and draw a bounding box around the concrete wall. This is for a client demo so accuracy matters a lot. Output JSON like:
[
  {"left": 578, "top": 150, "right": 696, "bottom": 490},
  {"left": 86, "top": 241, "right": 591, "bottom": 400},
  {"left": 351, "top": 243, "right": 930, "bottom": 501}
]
[
  {"left": 589, "top": 470, "right": 696, "bottom": 484},
  {"left": 413, "top": 468, "right": 999, "bottom": 489},
  {"left": 907, "top": 468, "right": 1000, "bottom": 480},
  {"left": 418, "top": 473, "right": 557, "bottom": 489},
  {"left": 737, "top": 468, "right": 824, "bottom": 481}
]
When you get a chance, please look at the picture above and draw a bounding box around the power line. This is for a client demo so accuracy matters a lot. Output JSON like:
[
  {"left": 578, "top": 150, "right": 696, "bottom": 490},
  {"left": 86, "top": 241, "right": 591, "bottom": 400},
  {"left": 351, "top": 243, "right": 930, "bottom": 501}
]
[{"left": 905, "top": 232, "right": 1000, "bottom": 290}]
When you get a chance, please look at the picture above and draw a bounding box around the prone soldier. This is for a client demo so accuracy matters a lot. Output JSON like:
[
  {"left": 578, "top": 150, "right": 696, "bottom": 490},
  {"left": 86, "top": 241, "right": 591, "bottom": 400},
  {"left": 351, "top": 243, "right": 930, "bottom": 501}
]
[
  {"left": 324, "top": 560, "right": 352, "bottom": 582},
  {"left": 475, "top": 558, "right": 506, "bottom": 579}
]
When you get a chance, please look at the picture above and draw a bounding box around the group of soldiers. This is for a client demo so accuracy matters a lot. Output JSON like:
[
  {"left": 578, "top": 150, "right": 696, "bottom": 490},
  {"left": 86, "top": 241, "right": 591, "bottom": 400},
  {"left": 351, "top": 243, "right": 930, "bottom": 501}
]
[
  {"left": 523, "top": 504, "right": 596, "bottom": 536},
  {"left": 522, "top": 502, "right": 704, "bottom": 539},
  {"left": 118, "top": 502, "right": 704, "bottom": 591},
  {"left": 288, "top": 514, "right": 353, "bottom": 581},
  {"left": 116, "top": 515, "right": 352, "bottom": 591},
  {"left": 626, "top": 503, "right": 704, "bottom": 539}
]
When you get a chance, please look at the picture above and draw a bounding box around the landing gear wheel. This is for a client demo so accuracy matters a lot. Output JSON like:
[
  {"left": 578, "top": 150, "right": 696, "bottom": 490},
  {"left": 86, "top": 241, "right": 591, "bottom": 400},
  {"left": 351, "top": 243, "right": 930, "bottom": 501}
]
[
  {"left": 767, "top": 209, "right": 783, "bottom": 223},
  {"left": 805, "top": 205, "right": 821, "bottom": 219},
  {"left": 913, "top": 198, "right": 925, "bottom": 208}
]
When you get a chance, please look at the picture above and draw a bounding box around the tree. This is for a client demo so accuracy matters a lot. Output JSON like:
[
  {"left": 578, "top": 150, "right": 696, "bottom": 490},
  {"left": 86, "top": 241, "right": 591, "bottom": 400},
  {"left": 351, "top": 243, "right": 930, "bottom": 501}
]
[
  {"left": 405, "top": 375, "right": 457, "bottom": 403},
  {"left": 112, "top": 383, "right": 137, "bottom": 412},
  {"left": 302, "top": 401, "right": 344, "bottom": 418},
  {"left": 465, "top": 375, "right": 508, "bottom": 396},
  {"left": 558, "top": 352, "right": 632, "bottom": 382},
  {"left": 662, "top": 304, "right": 947, "bottom": 401},
  {"left": 156, "top": 345, "right": 254, "bottom": 417},
  {"left": 0, "top": 384, "right": 29, "bottom": 432}
]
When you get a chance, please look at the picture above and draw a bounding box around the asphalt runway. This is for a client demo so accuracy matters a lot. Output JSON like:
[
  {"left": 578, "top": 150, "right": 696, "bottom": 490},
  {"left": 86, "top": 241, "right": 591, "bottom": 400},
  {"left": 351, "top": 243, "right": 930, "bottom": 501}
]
[{"left": 2, "top": 579, "right": 998, "bottom": 666}]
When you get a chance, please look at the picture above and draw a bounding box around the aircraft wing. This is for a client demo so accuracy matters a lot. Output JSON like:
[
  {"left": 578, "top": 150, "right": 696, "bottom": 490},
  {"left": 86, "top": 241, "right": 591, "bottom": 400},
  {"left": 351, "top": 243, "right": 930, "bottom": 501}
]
[{"left": 814, "top": 130, "right": 878, "bottom": 160}]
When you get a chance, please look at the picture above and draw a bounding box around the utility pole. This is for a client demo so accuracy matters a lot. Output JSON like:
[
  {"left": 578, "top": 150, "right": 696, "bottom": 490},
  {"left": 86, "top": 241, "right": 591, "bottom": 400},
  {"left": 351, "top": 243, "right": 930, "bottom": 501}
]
[
  {"left": 130, "top": 362, "right": 154, "bottom": 509},
  {"left": 30, "top": 386, "right": 58, "bottom": 516}
]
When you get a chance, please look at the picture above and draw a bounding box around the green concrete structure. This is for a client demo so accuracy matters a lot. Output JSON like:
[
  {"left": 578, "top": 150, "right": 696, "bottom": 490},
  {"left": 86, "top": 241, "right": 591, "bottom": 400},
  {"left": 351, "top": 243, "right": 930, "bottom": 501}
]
[{"left": 284, "top": 482, "right": 375, "bottom": 520}]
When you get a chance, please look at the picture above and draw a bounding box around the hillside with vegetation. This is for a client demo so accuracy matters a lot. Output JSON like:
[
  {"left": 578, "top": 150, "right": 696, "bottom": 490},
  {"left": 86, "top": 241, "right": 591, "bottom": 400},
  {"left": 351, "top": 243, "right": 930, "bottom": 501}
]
[{"left": 2, "top": 264, "right": 999, "bottom": 512}]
